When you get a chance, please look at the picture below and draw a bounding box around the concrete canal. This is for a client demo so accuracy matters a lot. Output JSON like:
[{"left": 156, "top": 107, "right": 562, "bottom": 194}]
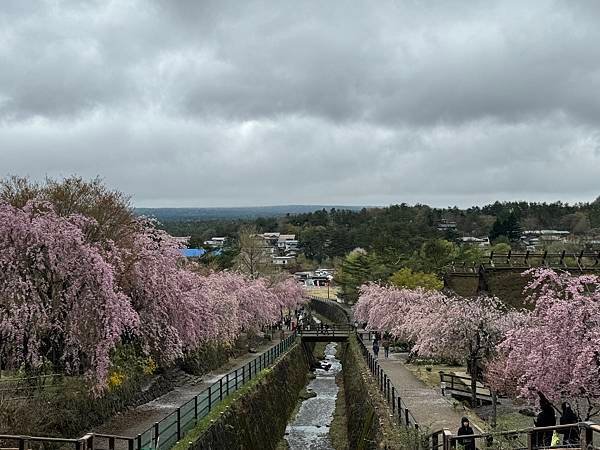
[{"left": 283, "top": 342, "right": 343, "bottom": 450}]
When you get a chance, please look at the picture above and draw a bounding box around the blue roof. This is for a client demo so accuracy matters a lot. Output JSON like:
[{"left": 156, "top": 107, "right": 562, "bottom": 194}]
[{"left": 180, "top": 248, "right": 206, "bottom": 257}]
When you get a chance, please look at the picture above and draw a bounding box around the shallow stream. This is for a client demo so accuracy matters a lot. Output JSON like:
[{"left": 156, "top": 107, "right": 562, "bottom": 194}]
[{"left": 284, "top": 342, "right": 342, "bottom": 450}]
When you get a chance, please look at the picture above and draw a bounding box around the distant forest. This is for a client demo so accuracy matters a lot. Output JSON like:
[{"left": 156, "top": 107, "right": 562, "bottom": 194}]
[
  {"left": 155, "top": 200, "right": 600, "bottom": 258},
  {"left": 151, "top": 200, "right": 600, "bottom": 303}
]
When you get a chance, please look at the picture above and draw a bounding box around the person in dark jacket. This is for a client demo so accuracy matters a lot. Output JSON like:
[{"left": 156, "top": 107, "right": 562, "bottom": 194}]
[
  {"left": 372, "top": 339, "right": 380, "bottom": 359},
  {"left": 559, "top": 402, "right": 579, "bottom": 446},
  {"left": 457, "top": 417, "right": 475, "bottom": 450},
  {"left": 533, "top": 393, "right": 556, "bottom": 448}
]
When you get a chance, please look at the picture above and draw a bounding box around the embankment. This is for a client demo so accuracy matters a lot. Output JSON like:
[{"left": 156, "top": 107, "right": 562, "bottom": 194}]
[
  {"left": 176, "top": 341, "right": 312, "bottom": 450},
  {"left": 343, "top": 335, "right": 408, "bottom": 450}
]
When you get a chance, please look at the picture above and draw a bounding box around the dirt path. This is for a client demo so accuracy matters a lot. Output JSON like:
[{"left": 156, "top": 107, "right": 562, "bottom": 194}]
[{"left": 94, "top": 334, "right": 285, "bottom": 439}]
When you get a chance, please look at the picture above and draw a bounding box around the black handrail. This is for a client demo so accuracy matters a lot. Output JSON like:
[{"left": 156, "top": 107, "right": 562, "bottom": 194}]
[{"left": 356, "top": 333, "right": 420, "bottom": 429}]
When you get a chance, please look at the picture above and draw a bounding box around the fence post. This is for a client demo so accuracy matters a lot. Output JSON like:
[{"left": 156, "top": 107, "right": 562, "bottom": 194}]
[
  {"left": 442, "top": 430, "right": 452, "bottom": 450},
  {"left": 195, "top": 394, "right": 199, "bottom": 417},
  {"left": 526, "top": 430, "right": 533, "bottom": 450},
  {"left": 580, "top": 423, "right": 594, "bottom": 449},
  {"left": 397, "top": 397, "right": 402, "bottom": 423},
  {"left": 208, "top": 385, "right": 212, "bottom": 411},
  {"left": 405, "top": 409, "right": 410, "bottom": 427},
  {"left": 75, "top": 441, "right": 81, "bottom": 450},
  {"left": 387, "top": 379, "right": 391, "bottom": 403},
  {"left": 109, "top": 437, "right": 115, "bottom": 450},
  {"left": 177, "top": 407, "right": 181, "bottom": 440},
  {"left": 226, "top": 373, "right": 230, "bottom": 396},
  {"left": 242, "top": 365, "right": 245, "bottom": 384},
  {"left": 154, "top": 422, "right": 159, "bottom": 448},
  {"left": 137, "top": 434, "right": 142, "bottom": 450},
  {"left": 391, "top": 387, "right": 396, "bottom": 413},
  {"left": 128, "top": 439, "right": 134, "bottom": 450},
  {"left": 220, "top": 377, "right": 223, "bottom": 401}
]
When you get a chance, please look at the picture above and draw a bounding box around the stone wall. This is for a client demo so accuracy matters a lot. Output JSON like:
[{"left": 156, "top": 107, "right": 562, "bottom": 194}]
[
  {"left": 444, "top": 272, "right": 480, "bottom": 297},
  {"left": 308, "top": 297, "right": 352, "bottom": 324},
  {"left": 444, "top": 269, "right": 531, "bottom": 307},
  {"left": 184, "top": 341, "right": 312, "bottom": 450}
]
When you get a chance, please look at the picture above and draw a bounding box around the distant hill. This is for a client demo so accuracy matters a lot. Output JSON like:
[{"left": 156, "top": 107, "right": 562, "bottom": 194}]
[{"left": 135, "top": 205, "right": 366, "bottom": 221}]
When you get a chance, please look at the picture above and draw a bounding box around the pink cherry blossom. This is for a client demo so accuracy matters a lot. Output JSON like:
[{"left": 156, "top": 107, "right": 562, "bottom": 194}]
[
  {"left": 0, "top": 200, "right": 306, "bottom": 394},
  {"left": 488, "top": 269, "right": 600, "bottom": 419}
]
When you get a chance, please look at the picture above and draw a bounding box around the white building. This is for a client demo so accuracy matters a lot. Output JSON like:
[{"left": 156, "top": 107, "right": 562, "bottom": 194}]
[
  {"left": 459, "top": 236, "right": 490, "bottom": 248},
  {"left": 272, "top": 256, "right": 296, "bottom": 266},
  {"left": 203, "top": 237, "right": 228, "bottom": 247}
]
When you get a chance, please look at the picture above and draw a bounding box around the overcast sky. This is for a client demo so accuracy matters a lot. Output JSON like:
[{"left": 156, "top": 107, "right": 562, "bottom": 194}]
[{"left": 1, "top": 1, "right": 600, "bottom": 207}]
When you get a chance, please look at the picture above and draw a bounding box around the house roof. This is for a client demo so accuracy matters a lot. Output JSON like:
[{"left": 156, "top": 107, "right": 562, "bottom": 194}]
[{"left": 180, "top": 248, "right": 206, "bottom": 257}]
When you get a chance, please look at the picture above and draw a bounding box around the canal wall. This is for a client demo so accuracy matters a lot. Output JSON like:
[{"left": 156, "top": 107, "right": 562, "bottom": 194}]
[
  {"left": 180, "top": 340, "right": 312, "bottom": 450},
  {"left": 342, "top": 335, "right": 407, "bottom": 450}
]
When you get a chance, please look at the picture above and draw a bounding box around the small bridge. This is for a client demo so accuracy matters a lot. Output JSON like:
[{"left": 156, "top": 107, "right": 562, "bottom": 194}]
[{"left": 297, "top": 324, "right": 352, "bottom": 342}]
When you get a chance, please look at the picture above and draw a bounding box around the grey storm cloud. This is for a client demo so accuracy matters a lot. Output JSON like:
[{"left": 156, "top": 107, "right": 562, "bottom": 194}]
[{"left": 1, "top": 0, "right": 600, "bottom": 207}]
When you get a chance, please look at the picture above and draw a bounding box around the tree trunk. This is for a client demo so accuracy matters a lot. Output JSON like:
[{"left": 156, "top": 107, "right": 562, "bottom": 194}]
[
  {"left": 470, "top": 358, "right": 478, "bottom": 407},
  {"left": 491, "top": 389, "right": 497, "bottom": 428}
]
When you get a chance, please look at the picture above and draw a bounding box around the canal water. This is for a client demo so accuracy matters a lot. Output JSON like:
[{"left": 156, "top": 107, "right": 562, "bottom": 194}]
[{"left": 284, "top": 342, "right": 342, "bottom": 450}]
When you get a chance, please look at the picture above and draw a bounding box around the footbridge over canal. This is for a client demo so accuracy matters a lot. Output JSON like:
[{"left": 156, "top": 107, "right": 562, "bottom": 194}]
[{"left": 296, "top": 324, "right": 352, "bottom": 342}]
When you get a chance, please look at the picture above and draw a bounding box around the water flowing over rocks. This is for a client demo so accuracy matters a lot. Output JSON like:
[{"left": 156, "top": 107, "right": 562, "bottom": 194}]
[{"left": 285, "top": 342, "right": 342, "bottom": 450}]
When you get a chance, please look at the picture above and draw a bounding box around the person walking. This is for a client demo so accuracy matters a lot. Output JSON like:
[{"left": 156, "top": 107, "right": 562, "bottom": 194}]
[
  {"left": 457, "top": 417, "right": 476, "bottom": 450},
  {"left": 372, "top": 339, "right": 380, "bottom": 359},
  {"left": 559, "top": 402, "right": 579, "bottom": 446},
  {"left": 534, "top": 393, "right": 556, "bottom": 448},
  {"left": 382, "top": 338, "right": 391, "bottom": 358}
]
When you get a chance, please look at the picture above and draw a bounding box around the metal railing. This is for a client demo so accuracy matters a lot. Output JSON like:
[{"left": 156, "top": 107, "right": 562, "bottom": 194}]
[
  {"left": 427, "top": 422, "right": 600, "bottom": 450},
  {"left": 439, "top": 371, "right": 495, "bottom": 403},
  {"left": 0, "top": 373, "right": 68, "bottom": 401},
  {"left": 449, "top": 251, "right": 600, "bottom": 274},
  {"left": 297, "top": 324, "right": 352, "bottom": 339},
  {"left": 0, "top": 333, "right": 298, "bottom": 450},
  {"left": 356, "top": 333, "right": 420, "bottom": 429},
  {"left": 130, "top": 332, "right": 297, "bottom": 450}
]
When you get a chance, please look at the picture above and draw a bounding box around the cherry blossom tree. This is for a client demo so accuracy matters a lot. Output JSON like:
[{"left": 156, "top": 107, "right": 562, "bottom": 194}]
[
  {"left": 0, "top": 201, "right": 138, "bottom": 393},
  {"left": 488, "top": 269, "right": 600, "bottom": 419},
  {"left": 0, "top": 177, "right": 307, "bottom": 394},
  {"left": 354, "top": 283, "right": 524, "bottom": 406}
]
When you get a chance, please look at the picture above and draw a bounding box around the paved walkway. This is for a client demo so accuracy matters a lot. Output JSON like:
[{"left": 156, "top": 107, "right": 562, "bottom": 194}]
[
  {"left": 94, "top": 333, "right": 286, "bottom": 439},
  {"left": 361, "top": 334, "right": 475, "bottom": 434}
]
